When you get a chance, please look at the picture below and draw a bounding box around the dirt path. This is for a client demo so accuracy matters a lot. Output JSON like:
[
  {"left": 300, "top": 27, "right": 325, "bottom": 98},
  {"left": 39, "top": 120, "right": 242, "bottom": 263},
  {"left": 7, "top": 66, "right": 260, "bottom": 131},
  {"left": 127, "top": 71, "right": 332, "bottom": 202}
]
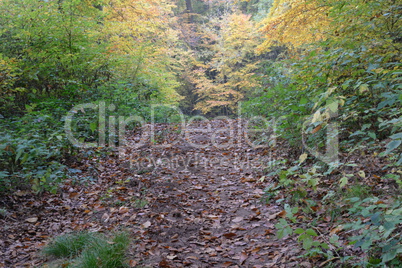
[
  {"left": 120, "top": 119, "right": 302, "bottom": 267},
  {"left": 1, "top": 119, "right": 302, "bottom": 267}
]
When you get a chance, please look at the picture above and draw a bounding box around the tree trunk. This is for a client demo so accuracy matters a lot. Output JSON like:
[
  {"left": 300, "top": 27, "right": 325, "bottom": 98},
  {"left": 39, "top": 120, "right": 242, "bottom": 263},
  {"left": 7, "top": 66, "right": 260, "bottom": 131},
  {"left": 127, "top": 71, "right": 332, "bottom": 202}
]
[{"left": 185, "top": 0, "right": 194, "bottom": 23}]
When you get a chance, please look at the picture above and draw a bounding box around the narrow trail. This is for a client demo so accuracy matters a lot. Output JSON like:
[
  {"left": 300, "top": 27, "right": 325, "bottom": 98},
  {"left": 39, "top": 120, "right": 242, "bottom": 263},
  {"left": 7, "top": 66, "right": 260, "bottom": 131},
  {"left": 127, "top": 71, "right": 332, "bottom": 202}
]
[
  {"left": 1, "top": 119, "right": 302, "bottom": 267},
  {"left": 121, "top": 119, "right": 301, "bottom": 267}
]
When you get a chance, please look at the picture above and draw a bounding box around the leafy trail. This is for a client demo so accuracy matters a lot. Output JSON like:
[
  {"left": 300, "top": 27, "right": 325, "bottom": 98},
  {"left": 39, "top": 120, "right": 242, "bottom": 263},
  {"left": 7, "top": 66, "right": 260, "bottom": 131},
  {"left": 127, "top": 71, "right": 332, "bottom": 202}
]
[
  {"left": 0, "top": 119, "right": 286, "bottom": 267},
  {"left": 0, "top": 119, "right": 399, "bottom": 267},
  {"left": 121, "top": 119, "right": 301, "bottom": 267}
]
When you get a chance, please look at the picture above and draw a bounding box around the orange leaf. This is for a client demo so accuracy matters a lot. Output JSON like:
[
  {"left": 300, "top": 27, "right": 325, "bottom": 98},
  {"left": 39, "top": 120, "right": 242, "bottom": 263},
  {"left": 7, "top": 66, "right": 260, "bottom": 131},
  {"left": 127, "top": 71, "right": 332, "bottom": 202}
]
[
  {"left": 223, "top": 232, "right": 237, "bottom": 239},
  {"left": 312, "top": 124, "right": 322, "bottom": 134},
  {"left": 223, "top": 261, "right": 234, "bottom": 268}
]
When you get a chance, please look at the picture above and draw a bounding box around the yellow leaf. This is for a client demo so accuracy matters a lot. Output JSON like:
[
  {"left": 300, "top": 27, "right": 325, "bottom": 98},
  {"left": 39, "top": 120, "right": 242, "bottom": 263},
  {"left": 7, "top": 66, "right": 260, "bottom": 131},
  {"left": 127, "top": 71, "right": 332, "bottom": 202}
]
[
  {"left": 299, "top": 153, "right": 308, "bottom": 164},
  {"left": 359, "top": 84, "right": 369, "bottom": 93},
  {"left": 312, "top": 110, "right": 322, "bottom": 123}
]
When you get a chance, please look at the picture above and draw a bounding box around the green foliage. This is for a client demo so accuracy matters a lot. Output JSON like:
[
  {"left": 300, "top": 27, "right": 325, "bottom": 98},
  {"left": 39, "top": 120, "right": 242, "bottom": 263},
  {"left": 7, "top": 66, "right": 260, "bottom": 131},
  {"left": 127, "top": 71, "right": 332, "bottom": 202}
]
[
  {"left": 274, "top": 204, "right": 343, "bottom": 260},
  {"left": 0, "top": 98, "right": 83, "bottom": 194},
  {"left": 42, "top": 231, "right": 130, "bottom": 268},
  {"left": 245, "top": 0, "right": 402, "bottom": 163},
  {"left": 0, "top": 0, "right": 109, "bottom": 114},
  {"left": 345, "top": 197, "right": 402, "bottom": 266},
  {"left": 0, "top": 140, "right": 65, "bottom": 194},
  {"left": 242, "top": 60, "right": 309, "bottom": 145}
]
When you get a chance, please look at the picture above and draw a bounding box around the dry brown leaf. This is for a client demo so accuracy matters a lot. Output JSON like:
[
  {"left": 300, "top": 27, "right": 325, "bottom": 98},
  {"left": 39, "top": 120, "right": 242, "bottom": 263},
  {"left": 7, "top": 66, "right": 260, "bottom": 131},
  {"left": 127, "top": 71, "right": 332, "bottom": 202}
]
[
  {"left": 312, "top": 124, "right": 322, "bottom": 134},
  {"left": 239, "top": 251, "right": 248, "bottom": 265},
  {"left": 186, "top": 256, "right": 199, "bottom": 260},
  {"left": 223, "top": 261, "right": 234, "bottom": 267},
  {"left": 159, "top": 259, "right": 171, "bottom": 268},
  {"left": 129, "top": 260, "right": 138, "bottom": 267},
  {"left": 69, "top": 192, "right": 79, "bottom": 198},
  {"left": 268, "top": 211, "right": 286, "bottom": 220},
  {"left": 223, "top": 232, "right": 237, "bottom": 239},
  {"left": 119, "top": 206, "right": 129, "bottom": 214},
  {"left": 171, "top": 234, "right": 179, "bottom": 239},
  {"left": 330, "top": 226, "right": 343, "bottom": 235}
]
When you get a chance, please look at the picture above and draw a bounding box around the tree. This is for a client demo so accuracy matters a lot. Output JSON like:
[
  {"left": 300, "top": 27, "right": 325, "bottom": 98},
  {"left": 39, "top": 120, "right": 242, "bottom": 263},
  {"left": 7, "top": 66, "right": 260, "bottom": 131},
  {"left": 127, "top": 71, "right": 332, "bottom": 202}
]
[
  {"left": 0, "top": 0, "right": 109, "bottom": 112},
  {"left": 193, "top": 11, "right": 260, "bottom": 114},
  {"left": 257, "top": 0, "right": 330, "bottom": 52},
  {"left": 104, "top": 0, "right": 183, "bottom": 103}
]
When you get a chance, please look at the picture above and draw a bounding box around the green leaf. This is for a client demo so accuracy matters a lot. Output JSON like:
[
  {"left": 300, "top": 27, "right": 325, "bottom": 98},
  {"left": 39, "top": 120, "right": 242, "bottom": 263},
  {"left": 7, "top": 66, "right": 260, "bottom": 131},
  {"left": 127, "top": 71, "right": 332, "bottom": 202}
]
[
  {"left": 384, "top": 140, "right": 401, "bottom": 155},
  {"left": 294, "top": 228, "right": 305, "bottom": 235},
  {"left": 390, "top": 133, "right": 402, "bottom": 140},
  {"left": 275, "top": 219, "right": 292, "bottom": 238},
  {"left": 300, "top": 98, "right": 308, "bottom": 105},
  {"left": 89, "top": 122, "right": 97, "bottom": 133},
  {"left": 302, "top": 236, "right": 313, "bottom": 250},
  {"left": 321, "top": 242, "right": 329, "bottom": 249},
  {"left": 329, "top": 234, "right": 339, "bottom": 244},
  {"left": 20, "top": 153, "right": 29, "bottom": 165},
  {"left": 383, "top": 220, "right": 395, "bottom": 231},
  {"left": 368, "top": 132, "right": 376, "bottom": 140},
  {"left": 305, "top": 229, "right": 318, "bottom": 236},
  {"left": 382, "top": 249, "right": 397, "bottom": 263}
]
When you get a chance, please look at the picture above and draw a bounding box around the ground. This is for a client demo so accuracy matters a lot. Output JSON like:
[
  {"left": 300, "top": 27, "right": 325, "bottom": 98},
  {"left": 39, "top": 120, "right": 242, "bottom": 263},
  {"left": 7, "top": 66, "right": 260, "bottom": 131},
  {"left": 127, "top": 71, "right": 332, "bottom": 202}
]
[{"left": 1, "top": 119, "right": 392, "bottom": 267}]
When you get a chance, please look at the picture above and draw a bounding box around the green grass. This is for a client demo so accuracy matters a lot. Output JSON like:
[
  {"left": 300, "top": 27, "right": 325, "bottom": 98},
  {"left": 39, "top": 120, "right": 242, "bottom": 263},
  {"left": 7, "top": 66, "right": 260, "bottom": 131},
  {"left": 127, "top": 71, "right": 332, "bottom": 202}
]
[{"left": 42, "top": 231, "right": 130, "bottom": 268}]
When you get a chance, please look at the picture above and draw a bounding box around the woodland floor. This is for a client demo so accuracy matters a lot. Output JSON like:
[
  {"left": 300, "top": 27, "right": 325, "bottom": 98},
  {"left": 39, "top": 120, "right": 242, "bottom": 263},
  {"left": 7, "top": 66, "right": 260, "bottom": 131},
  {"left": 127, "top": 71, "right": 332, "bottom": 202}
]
[{"left": 0, "top": 119, "right": 392, "bottom": 267}]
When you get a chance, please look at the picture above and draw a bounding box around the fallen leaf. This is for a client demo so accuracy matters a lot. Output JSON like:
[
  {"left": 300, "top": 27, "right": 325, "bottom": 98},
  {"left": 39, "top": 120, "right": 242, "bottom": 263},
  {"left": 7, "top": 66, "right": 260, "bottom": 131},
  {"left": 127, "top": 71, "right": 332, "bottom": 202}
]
[
  {"left": 119, "top": 206, "right": 129, "bottom": 214},
  {"left": 239, "top": 251, "right": 248, "bottom": 265},
  {"left": 142, "top": 221, "right": 151, "bottom": 228},
  {"left": 223, "top": 261, "right": 234, "bottom": 267},
  {"left": 159, "top": 259, "right": 171, "bottom": 268},
  {"left": 186, "top": 256, "right": 199, "bottom": 260},
  {"left": 129, "top": 260, "right": 138, "bottom": 267},
  {"left": 268, "top": 211, "right": 286, "bottom": 220},
  {"left": 166, "top": 255, "right": 177, "bottom": 260},
  {"left": 69, "top": 192, "right": 79, "bottom": 198},
  {"left": 223, "top": 232, "right": 237, "bottom": 239},
  {"left": 330, "top": 226, "right": 343, "bottom": 235},
  {"left": 25, "top": 217, "right": 38, "bottom": 223},
  {"left": 232, "top": 216, "right": 243, "bottom": 223},
  {"left": 171, "top": 234, "right": 179, "bottom": 239}
]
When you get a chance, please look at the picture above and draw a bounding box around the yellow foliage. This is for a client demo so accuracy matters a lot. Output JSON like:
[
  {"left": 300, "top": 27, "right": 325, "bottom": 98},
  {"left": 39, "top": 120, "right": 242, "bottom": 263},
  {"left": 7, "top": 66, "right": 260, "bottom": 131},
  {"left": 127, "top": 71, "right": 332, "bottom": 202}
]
[
  {"left": 257, "top": 0, "right": 330, "bottom": 52},
  {"left": 193, "top": 12, "right": 259, "bottom": 113},
  {"left": 0, "top": 56, "right": 21, "bottom": 94},
  {"left": 103, "top": 0, "right": 182, "bottom": 103}
]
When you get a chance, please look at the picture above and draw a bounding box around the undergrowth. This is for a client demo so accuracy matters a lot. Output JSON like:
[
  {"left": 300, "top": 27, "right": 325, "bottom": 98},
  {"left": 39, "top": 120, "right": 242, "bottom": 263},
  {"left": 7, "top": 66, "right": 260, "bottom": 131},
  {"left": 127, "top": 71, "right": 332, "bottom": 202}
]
[
  {"left": 262, "top": 154, "right": 402, "bottom": 267},
  {"left": 42, "top": 231, "right": 130, "bottom": 268}
]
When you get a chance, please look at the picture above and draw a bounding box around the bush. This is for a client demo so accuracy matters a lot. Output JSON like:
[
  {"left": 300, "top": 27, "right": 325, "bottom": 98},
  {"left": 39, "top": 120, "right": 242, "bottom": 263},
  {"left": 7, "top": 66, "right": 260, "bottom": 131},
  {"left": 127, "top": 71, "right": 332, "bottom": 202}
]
[
  {"left": 0, "top": 101, "right": 72, "bottom": 194},
  {"left": 345, "top": 197, "right": 402, "bottom": 266}
]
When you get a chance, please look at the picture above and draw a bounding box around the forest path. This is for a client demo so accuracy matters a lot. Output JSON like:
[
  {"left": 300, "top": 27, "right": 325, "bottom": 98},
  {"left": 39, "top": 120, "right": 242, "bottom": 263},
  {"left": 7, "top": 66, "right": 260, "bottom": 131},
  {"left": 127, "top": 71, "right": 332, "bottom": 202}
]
[
  {"left": 1, "top": 119, "right": 302, "bottom": 267},
  {"left": 121, "top": 119, "right": 301, "bottom": 267}
]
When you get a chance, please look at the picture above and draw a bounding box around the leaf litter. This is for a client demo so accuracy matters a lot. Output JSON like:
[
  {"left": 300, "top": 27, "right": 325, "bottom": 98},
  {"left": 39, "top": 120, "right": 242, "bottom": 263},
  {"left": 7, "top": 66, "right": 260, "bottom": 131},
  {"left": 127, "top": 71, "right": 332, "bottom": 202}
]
[{"left": 1, "top": 119, "right": 397, "bottom": 267}]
